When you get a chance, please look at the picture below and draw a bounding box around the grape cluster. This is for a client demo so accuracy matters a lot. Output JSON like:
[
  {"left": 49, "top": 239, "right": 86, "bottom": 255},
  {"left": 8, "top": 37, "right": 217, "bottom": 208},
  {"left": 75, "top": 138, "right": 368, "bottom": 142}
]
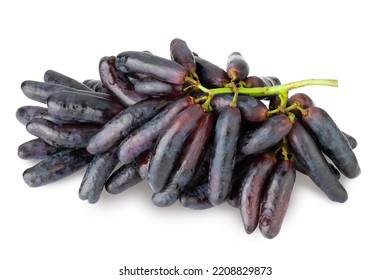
[{"left": 17, "top": 38, "right": 360, "bottom": 239}]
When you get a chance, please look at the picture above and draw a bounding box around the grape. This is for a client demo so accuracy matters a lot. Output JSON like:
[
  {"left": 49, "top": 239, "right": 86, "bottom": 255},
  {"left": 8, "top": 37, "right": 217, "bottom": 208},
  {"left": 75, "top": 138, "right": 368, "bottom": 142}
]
[
  {"left": 195, "top": 56, "right": 230, "bottom": 88},
  {"left": 21, "top": 80, "right": 116, "bottom": 104},
  {"left": 239, "top": 154, "right": 276, "bottom": 234},
  {"left": 18, "top": 138, "right": 64, "bottom": 160},
  {"left": 79, "top": 147, "right": 119, "bottom": 203},
  {"left": 118, "top": 96, "right": 194, "bottom": 164},
  {"left": 288, "top": 121, "right": 348, "bottom": 202},
  {"left": 47, "top": 90, "right": 124, "bottom": 124},
  {"left": 116, "top": 51, "right": 187, "bottom": 84},
  {"left": 170, "top": 38, "right": 196, "bottom": 73},
  {"left": 86, "top": 98, "right": 171, "bottom": 155},
  {"left": 259, "top": 159, "right": 296, "bottom": 239},
  {"left": 134, "top": 77, "right": 183, "bottom": 96},
  {"left": 301, "top": 107, "right": 361, "bottom": 178},
  {"left": 208, "top": 106, "right": 241, "bottom": 205},
  {"left": 238, "top": 115, "right": 292, "bottom": 157},
  {"left": 23, "top": 149, "right": 93, "bottom": 187},
  {"left": 16, "top": 105, "right": 48, "bottom": 125},
  {"left": 179, "top": 182, "right": 213, "bottom": 210},
  {"left": 99, "top": 56, "right": 147, "bottom": 106},
  {"left": 147, "top": 105, "right": 205, "bottom": 192},
  {"left": 44, "top": 70, "right": 92, "bottom": 91},
  {"left": 105, "top": 159, "right": 143, "bottom": 195},
  {"left": 152, "top": 113, "right": 214, "bottom": 207},
  {"left": 26, "top": 118, "right": 102, "bottom": 148},
  {"left": 226, "top": 52, "right": 249, "bottom": 81}
]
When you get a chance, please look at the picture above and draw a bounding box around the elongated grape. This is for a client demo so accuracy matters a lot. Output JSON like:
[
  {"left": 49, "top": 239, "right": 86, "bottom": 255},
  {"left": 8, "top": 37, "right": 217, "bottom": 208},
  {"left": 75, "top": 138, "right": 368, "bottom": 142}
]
[
  {"left": 179, "top": 183, "right": 213, "bottom": 210},
  {"left": 301, "top": 107, "right": 360, "bottom": 178},
  {"left": 195, "top": 56, "right": 229, "bottom": 88},
  {"left": 148, "top": 105, "right": 205, "bottom": 192},
  {"left": 211, "top": 94, "right": 268, "bottom": 122},
  {"left": 18, "top": 138, "right": 64, "bottom": 159},
  {"left": 152, "top": 113, "right": 214, "bottom": 207},
  {"left": 21, "top": 81, "right": 116, "bottom": 104},
  {"left": 118, "top": 96, "right": 194, "bottom": 164},
  {"left": 227, "top": 52, "right": 249, "bottom": 81},
  {"left": 23, "top": 149, "right": 93, "bottom": 187},
  {"left": 170, "top": 38, "right": 196, "bottom": 73},
  {"left": 26, "top": 118, "right": 101, "bottom": 148},
  {"left": 293, "top": 156, "right": 341, "bottom": 179},
  {"left": 105, "top": 159, "right": 142, "bottom": 195},
  {"left": 116, "top": 51, "right": 187, "bottom": 84},
  {"left": 79, "top": 147, "right": 119, "bottom": 203},
  {"left": 238, "top": 115, "right": 292, "bottom": 157},
  {"left": 99, "top": 56, "right": 147, "bottom": 106},
  {"left": 87, "top": 98, "right": 171, "bottom": 155},
  {"left": 16, "top": 105, "right": 48, "bottom": 125},
  {"left": 44, "top": 70, "right": 92, "bottom": 91},
  {"left": 259, "top": 159, "right": 296, "bottom": 239},
  {"left": 134, "top": 77, "right": 183, "bottom": 96},
  {"left": 288, "top": 121, "right": 348, "bottom": 202},
  {"left": 209, "top": 106, "right": 241, "bottom": 205},
  {"left": 47, "top": 90, "right": 123, "bottom": 124},
  {"left": 240, "top": 154, "right": 277, "bottom": 234}
]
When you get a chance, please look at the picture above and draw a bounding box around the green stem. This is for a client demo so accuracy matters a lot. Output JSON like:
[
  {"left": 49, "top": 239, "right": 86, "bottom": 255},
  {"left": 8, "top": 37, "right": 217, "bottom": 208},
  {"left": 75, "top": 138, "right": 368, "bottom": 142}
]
[{"left": 238, "top": 79, "right": 338, "bottom": 97}]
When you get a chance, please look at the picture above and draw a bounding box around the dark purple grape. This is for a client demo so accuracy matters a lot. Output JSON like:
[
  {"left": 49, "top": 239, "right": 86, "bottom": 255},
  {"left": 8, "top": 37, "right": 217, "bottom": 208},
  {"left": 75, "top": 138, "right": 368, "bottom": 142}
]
[
  {"left": 238, "top": 115, "right": 292, "bottom": 157},
  {"left": 105, "top": 159, "right": 142, "bottom": 195},
  {"left": 288, "top": 121, "right": 348, "bottom": 202},
  {"left": 16, "top": 105, "right": 48, "bottom": 125},
  {"left": 116, "top": 51, "right": 187, "bottom": 84},
  {"left": 86, "top": 98, "right": 171, "bottom": 155},
  {"left": 152, "top": 113, "right": 214, "bottom": 207},
  {"left": 79, "top": 147, "right": 119, "bottom": 203},
  {"left": 301, "top": 107, "right": 360, "bottom": 179},
  {"left": 211, "top": 94, "right": 268, "bottom": 122},
  {"left": 43, "top": 70, "right": 92, "bottom": 91},
  {"left": 148, "top": 105, "right": 205, "bottom": 193},
  {"left": 23, "top": 149, "right": 93, "bottom": 187},
  {"left": 259, "top": 159, "right": 296, "bottom": 239},
  {"left": 21, "top": 80, "right": 116, "bottom": 104},
  {"left": 179, "top": 183, "right": 213, "bottom": 210},
  {"left": 195, "top": 56, "right": 230, "bottom": 88},
  {"left": 26, "top": 118, "right": 102, "bottom": 148},
  {"left": 170, "top": 38, "right": 196, "bottom": 73},
  {"left": 99, "top": 56, "right": 147, "bottom": 106},
  {"left": 134, "top": 77, "right": 183, "bottom": 96},
  {"left": 226, "top": 52, "right": 249, "bottom": 81},
  {"left": 47, "top": 90, "right": 124, "bottom": 124},
  {"left": 240, "top": 154, "right": 277, "bottom": 234},
  {"left": 18, "top": 138, "right": 64, "bottom": 160},
  {"left": 208, "top": 106, "right": 241, "bottom": 205},
  {"left": 118, "top": 96, "right": 194, "bottom": 164},
  {"left": 293, "top": 156, "right": 341, "bottom": 179}
]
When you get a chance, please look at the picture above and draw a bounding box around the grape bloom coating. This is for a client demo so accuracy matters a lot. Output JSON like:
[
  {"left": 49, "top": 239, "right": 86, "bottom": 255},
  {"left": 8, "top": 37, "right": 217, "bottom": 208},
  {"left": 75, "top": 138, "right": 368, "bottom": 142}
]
[{"left": 16, "top": 38, "right": 361, "bottom": 239}]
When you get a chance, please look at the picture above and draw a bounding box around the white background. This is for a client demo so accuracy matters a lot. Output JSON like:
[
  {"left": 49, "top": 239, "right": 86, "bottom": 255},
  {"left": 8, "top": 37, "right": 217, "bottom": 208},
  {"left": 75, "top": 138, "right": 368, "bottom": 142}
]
[{"left": 1, "top": 0, "right": 389, "bottom": 279}]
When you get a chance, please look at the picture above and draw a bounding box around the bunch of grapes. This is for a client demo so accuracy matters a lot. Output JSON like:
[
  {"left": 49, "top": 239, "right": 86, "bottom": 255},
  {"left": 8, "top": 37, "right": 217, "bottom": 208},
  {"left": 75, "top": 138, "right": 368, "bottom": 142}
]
[{"left": 16, "top": 38, "right": 360, "bottom": 239}]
